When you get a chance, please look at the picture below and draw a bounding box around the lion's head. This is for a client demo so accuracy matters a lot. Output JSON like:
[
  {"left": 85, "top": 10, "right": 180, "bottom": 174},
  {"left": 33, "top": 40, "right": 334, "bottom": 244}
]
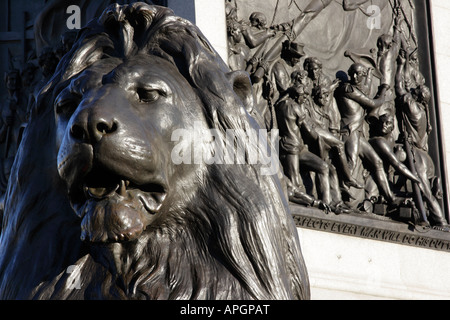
[
  {"left": 56, "top": 50, "right": 210, "bottom": 244},
  {"left": 0, "top": 3, "right": 309, "bottom": 300}
]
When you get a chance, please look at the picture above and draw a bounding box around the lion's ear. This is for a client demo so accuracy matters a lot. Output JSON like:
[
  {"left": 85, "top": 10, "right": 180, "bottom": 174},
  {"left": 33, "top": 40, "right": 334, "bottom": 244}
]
[{"left": 226, "top": 71, "right": 255, "bottom": 113}]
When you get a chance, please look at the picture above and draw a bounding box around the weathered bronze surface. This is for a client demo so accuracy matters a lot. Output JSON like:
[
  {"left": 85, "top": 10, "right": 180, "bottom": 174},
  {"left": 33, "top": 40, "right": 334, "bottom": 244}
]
[
  {"left": 226, "top": 0, "right": 450, "bottom": 236},
  {"left": 0, "top": 2, "right": 309, "bottom": 300},
  {"left": 0, "top": 0, "right": 449, "bottom": 301}
]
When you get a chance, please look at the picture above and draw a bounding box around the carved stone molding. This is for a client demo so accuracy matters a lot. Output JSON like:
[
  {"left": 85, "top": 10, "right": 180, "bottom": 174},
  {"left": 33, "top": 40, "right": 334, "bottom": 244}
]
[{"left": 292, "top": 204, "right": 450, "bottom": 252}]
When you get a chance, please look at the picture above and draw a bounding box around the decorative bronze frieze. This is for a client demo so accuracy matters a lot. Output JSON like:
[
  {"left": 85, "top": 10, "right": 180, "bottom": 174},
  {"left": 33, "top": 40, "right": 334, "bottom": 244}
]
[{"left": 226, "top": 0, "right": 449, "bottom": 234}]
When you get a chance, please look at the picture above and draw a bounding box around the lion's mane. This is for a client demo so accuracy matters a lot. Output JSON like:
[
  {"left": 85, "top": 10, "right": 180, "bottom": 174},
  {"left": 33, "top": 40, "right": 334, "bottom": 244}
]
[{"left": 0, "top": 3, "right": 309, "bottom": 300}]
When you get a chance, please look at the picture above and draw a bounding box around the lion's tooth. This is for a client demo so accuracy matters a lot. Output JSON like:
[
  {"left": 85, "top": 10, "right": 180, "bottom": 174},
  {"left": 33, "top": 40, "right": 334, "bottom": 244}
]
[
  {"left": 83, "top": 185, "right": 89, "bottom": 198},
  {"left": 118, "top": 180, "right": 127, "bottom": 196}
]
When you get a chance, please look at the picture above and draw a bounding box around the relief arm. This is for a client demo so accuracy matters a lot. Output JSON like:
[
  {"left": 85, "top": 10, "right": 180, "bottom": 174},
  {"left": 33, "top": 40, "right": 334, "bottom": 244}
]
[
  {"left": 343, "top": 0, "right": 370, "bottom": 11},
  {"left": 296, "top": 108, "right": 319, "bottom": 141},
  {"left": 362, "top": 67, "right": 374, "bottom": 96},
  {"left": 272, "top": 63, "right": 290, "bottom": 94},
  {"left": 242, "top": 28, "right": 275, "bottom": 49},
  {"left": 392, "top": 14, "right": 402, "bottom": 45},
  {"left": 345, "top": 84, "right": 387, "bottom": 110},
  {"left": 395, "top": 52, "right": 408, "bottom": 97}
]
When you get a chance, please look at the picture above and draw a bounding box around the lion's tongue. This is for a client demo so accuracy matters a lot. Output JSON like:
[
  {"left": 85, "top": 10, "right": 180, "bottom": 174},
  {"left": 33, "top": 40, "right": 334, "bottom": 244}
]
[
  {"left": 137, "top": 192, "right": 166, "bottom": 213},
  {"left": 80, "top": 195, "right": 146, "bottom": 243}
]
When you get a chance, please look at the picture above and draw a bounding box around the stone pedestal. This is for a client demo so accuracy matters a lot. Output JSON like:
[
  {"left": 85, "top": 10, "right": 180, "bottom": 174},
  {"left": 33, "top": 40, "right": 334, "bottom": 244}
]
[{"left": 298, "top": 226, "right": 450, "bottom": 299}]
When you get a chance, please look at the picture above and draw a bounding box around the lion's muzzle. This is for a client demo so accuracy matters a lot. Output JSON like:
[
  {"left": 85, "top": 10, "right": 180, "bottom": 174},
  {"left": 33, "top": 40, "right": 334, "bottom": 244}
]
[{"left": 57, "top": 85, "right": 168, "bottom": 243}]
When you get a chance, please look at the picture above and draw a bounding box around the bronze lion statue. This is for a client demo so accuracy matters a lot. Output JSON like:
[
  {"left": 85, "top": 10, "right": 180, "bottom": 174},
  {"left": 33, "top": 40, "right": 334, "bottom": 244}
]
[{"left": 0, "top": 3, "right": 309, "bottom": 300}]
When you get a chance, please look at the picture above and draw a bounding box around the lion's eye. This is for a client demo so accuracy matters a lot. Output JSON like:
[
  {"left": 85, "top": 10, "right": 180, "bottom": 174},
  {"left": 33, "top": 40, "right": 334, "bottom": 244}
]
[
  {"left": 55, "top": 98, "right": 79, "bottom": 117},
  {"left": 137, "top": 88, "right": 160, "bottom": 103},
  {"left": 56, "top": 101, "right": 78, "bottom": 117},
  {"left": 55, "top": 89, "right": 81, "bottom": 117}
]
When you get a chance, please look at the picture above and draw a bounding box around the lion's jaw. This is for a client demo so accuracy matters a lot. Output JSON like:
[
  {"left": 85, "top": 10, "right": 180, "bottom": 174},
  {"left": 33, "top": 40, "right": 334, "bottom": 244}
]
[
  {"left": 72, "top": 175, "right": 167, "bottom": 243},
  {"left": 59, "top": 141, "right": 170, "bottom": 243}
]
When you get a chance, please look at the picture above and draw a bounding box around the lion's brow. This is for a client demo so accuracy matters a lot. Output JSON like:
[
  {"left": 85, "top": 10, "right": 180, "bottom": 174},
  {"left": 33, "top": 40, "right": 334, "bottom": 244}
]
[
  {"left": 67, "top": 68, "right": 111, "bottom": 96},
  {"left": 101, "top": 65, "right": 143, "bottom": 88},
  {"left": 103, "top": 68, "right": 122, "bottom": 84}
]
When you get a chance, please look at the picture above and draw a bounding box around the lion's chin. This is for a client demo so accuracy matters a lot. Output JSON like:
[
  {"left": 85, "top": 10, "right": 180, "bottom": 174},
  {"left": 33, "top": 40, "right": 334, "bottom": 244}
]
[{"left": 78, "top": 191, "right": 158, "bottom": 243}]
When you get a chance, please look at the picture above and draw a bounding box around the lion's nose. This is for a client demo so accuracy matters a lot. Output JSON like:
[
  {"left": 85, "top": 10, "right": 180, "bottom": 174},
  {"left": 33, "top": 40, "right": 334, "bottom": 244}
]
[{"left": 70, "top": 117, "right": 118, "bottom": 143}]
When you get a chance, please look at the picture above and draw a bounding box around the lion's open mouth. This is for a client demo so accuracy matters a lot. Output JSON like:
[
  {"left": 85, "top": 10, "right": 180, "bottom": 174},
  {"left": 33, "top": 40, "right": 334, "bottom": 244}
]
[
  {"left": 70, "top": 167, "right": 167, "bottom": 243},
  {"left": 82, "top": 170, "right": 167, "bottom": 213}
]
